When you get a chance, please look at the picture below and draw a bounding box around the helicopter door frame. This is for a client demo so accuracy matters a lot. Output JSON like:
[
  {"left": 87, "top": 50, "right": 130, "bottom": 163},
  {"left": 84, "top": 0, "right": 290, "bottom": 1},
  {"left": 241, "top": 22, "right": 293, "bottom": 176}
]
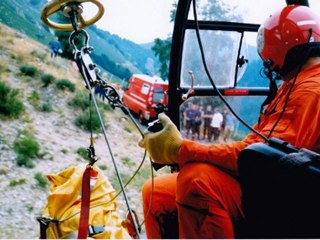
[{"left": 167, "top": 0, "right": 310, "bottom": 128}]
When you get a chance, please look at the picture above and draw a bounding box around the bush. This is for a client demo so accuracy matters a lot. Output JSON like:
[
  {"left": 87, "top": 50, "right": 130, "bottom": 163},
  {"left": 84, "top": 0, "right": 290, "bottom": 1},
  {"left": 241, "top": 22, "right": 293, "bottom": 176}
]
[
  {"left": 0, "top": 81, "right": 24, "bottom": 118},
  {"left": 16, "top": 155, "right": 35, "bottom": 168},
  {"left": 99, "top": 165, "right": 108, "bottom": 170},
  {"left": 76, "top": 147, "right": 88, "bottom": 160},
  {"left": 19, "top": 65, "right": 38, "bottom": 77},
  {"left": 74, "top": 110, "right": 103, "bottom": 132},
  {"left": 34, "top": 172, "right": 48, "bottom": 188},
  {"left": 41, "top": 102, "right": 53, "bottom": 112},
  {"left": 9, "top": 178, "right": 26, "bottom": 187},
  {"left": 28, "top": 90, "right": 40, "bottom": 109},
  {"left": 56, "top": 79, "right": 75, "bottom": 92},
  {"left": 14, "top": 130, "right": 40, "bottom": 168},
  {"left": 69, "top": 92, "right": 91, "bottom": 111},
  {"left": 41, "top": 74, "right": 55, "bottom": 87},
  {"left": 122, "top": 157, "right": 135, "bottom": 167}
]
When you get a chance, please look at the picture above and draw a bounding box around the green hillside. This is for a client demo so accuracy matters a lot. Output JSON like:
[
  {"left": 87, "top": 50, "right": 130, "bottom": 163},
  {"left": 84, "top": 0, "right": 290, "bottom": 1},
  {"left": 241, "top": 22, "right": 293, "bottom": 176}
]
[
  {"left": 0, "top": 0, "right": 159, "bottom": 82},
  {"left": 0, "top": 0, "right": 51, "bottom": 45}
]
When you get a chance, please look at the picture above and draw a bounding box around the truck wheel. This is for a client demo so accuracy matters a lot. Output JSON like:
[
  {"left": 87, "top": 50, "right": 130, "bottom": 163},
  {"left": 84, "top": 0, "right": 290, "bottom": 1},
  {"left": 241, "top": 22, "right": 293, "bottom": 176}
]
[{"left": 139, "top": 112, "right": 145, "bottom": 125}]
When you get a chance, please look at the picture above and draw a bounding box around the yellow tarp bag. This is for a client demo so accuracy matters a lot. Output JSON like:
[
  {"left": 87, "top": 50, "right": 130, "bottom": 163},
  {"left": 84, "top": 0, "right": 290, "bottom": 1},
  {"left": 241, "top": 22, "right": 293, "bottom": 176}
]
[{"left": 38, "top": 164, "right": 131, "bottom": 239}]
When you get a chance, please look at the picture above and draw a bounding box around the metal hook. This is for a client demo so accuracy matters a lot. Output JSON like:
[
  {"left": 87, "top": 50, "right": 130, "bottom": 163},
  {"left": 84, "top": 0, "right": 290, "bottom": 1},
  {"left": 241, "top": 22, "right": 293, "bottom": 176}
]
[
  {"left": 182, "top": 71, "right": 195, "bottom": 101},
  {"left": 69, "top": 29, "right": 90, "bottom": 51}
]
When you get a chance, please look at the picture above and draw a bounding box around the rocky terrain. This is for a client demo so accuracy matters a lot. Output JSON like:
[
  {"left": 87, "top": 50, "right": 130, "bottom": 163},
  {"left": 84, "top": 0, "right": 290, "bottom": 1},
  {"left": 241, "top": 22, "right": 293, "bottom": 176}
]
[{"left": 0, "top": 23, "right": 166, "bottom": 238}]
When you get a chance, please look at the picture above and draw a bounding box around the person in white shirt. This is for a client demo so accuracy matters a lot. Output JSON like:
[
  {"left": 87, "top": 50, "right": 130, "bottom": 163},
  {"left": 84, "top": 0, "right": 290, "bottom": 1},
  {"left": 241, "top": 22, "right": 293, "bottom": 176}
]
[{"left": 210, "top": 107, "right": 223, "bottom": 142}]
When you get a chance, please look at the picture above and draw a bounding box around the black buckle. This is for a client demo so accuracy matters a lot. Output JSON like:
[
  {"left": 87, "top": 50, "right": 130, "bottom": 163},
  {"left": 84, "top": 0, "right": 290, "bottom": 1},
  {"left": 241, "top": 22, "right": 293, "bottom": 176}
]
[{"left": 88, "top": 225, "right": 105, "bottom": 237}]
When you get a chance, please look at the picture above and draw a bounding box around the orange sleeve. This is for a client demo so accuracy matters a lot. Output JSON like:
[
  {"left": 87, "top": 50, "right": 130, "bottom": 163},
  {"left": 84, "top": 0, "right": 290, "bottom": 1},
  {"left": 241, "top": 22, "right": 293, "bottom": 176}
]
[
  {"left": 178, "top": 86, "right": 320, "bottom": 175},
  {"left": 178, "top": 131, "right": 262, "bottom": 176}
]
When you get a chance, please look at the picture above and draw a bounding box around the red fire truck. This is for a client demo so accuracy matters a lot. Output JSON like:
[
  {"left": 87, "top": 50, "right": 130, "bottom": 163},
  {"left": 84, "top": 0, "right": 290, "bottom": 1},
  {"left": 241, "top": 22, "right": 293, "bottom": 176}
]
[{"left": 122, "top": 74, "right": 168, "bottom": 124}]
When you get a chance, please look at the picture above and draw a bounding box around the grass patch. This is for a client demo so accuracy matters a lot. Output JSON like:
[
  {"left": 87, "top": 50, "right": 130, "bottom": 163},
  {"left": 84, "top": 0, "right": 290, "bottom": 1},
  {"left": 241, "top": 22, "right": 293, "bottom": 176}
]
[
  {"left": 122, "top": 157, "right": 135, "bottom": 168},
  {"left": 61, "top": 148, "right": 68, "bottom": 154},
  {"left": 34, "top": 172, "right": 47, "bottom": 188},
  {"left": 13, "top": 130, "right": 40, "bottom": 168},
  {"left": 11, "top": 53, "right": 25, "bottom": 63},
  {"left": 74, "top": 110, "right": 105, "bottom": 132},
  {"left": 69, "top": 91, "right": 91, "bottom": 111},
  {"left": 41, "top": 102, "right": 53, "bottom": 112},
  {"left": 41, "top": 73, "right": 55, "bottom": 87},
  {"left": 121, "top": 119, "right": 136, "bottom": 133},
  {"left": 31, "top": 50, "right": 47, "bottom": 62},
  {"left": 56, "top": 79, "right": 75, "bottom": 92},
  {"left": 76, "top": 147, "right": 88, "bottom": 160},
  {"left": 28, "top": 90, "right": 40, "bottom": 109},
  {"left": 9, "top": 178, "right": 26, "bottom": 187},
  {"left": 98, "top": 165, "right": 108, "bottom": 170},
  {"left": 0, "top": 81, "right": 24, "bottom": 118},
  {"left": 19, "top": 64, "right": 38, "bottom": 77}
]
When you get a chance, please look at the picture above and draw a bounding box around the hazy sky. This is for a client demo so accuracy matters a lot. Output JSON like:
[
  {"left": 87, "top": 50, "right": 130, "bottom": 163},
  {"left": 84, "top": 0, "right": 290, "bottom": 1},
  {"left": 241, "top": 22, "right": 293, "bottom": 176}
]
[
  {"left": 81, "top": 0, "right": 320, "bottom": 44},
  {"left": 83, "top": 0, "right": 174, "bottom": 44}
]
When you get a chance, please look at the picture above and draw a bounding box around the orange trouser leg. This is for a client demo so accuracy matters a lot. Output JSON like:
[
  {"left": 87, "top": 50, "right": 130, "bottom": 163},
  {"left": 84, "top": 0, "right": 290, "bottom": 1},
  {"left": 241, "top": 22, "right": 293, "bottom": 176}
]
[
  {"left": 176, "top": 162, "right": 244, "bottom": 239},
  {"left": 142, "top": 173, "right": 178, "bottom": 239}
]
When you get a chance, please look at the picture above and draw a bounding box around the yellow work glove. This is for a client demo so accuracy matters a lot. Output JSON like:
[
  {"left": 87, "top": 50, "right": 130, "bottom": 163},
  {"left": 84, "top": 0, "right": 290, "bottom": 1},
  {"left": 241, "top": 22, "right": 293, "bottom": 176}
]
[{"left": 138, "top": 113, "right": 183, "bottom": 165}]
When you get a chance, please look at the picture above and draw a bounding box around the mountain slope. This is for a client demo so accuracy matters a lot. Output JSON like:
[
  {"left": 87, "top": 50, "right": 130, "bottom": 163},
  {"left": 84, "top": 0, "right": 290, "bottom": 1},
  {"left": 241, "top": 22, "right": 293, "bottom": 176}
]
[
  {"left": 0, "top": 0, "right": 159, "bottom": 80},
  {"left": 0, "top": 23, "right": 164, "bottom": 238}
]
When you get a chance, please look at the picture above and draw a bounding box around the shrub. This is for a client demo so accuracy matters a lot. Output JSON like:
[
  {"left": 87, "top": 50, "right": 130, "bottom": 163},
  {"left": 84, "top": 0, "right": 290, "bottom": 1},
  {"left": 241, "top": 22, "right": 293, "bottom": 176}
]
[
  {"left": 19, "top": 65, "right": 38, "bottom": 77},
  {"left": 14, "top": 130, "right": 40, "bottom": 168},
  {"left": 56, "top": 79, "right": 75, "bottom": 92},
  {"left": 122, "top": 157, "right": 135, "bottom": 167},
  {"left": 9, "top": 178, "right": 26, "bottom": 187},
  {"left": 28, "top": 90, "right": 40, "bottom": 109},
  {"left": 69, "top": 92, "right": 91, "bottom": 111},
  {"left": 76, "top": 147, "right": 88, "bottom": 160},
  {"left": 0, "top": 81, "right": 24, "bottom": 118},
  {"left": 41, "top": 74, "right": 55, "bottom": 87},
  {"left": 74, "top": 110, "right": 103, "bottom": 132},
  {"left": 41, "top": 102, "right": 53, "bottom": 112},
  {"left": 16, "top": 155, "right": 35, "bottom": 168},
  {"left": 61, "top": 148, "right": 68, "bottom": 154},
  {"left": 34, "top": 172, "right": 48, "bottom": 188},
  {"left": 99, "top": 165, "right": 108, "bottom": 170}
]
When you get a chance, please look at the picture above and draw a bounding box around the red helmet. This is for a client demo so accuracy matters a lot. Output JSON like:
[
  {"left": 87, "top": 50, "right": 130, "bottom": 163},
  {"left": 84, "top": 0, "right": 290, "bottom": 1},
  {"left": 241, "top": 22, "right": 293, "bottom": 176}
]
[{"left": 257, "top": 5, "right": 320, "bottom": 72}]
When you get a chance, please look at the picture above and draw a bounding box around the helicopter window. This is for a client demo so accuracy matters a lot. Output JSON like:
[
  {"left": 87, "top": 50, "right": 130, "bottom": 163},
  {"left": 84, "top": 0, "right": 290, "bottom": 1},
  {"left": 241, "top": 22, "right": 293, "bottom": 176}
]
[
  {"left": 186, "top": 0, "right": 287, "bottom": 24},
  {"left": 180, "top": 29, "right": 247, "bottom": 88}
]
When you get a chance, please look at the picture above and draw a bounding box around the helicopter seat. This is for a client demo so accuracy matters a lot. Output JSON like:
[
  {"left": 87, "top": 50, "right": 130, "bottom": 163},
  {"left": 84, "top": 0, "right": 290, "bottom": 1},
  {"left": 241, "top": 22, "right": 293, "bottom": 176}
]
[{"left": 237, "top": 138, "right": 320, "bottom": 238}]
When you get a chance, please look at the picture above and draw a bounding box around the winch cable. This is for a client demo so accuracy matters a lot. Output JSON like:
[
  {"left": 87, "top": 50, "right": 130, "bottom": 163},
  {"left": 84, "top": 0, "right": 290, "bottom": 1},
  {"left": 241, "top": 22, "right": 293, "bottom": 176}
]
[
  {"left": 77, "top": 61, "right": 141, "bottom": 238},
  {"left": 68, "top": 28, "right": 155, "bottom": 235}
]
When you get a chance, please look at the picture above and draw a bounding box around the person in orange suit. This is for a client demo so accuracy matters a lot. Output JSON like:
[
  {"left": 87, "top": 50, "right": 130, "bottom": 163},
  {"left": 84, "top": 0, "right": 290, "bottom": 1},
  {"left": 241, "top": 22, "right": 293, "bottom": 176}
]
[{"left": 139, "top": 5, "right": 320, "bottom": 239}]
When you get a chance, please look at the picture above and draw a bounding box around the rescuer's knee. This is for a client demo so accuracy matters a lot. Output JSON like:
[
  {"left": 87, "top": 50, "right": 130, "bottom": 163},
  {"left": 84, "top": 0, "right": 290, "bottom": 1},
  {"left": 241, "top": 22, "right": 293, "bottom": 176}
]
[
  {"left": 176, "top": 162, "right": 219, "bottom": 209},
  {"left": 142, "top": 173, "right": 178, "bottom": 215}
]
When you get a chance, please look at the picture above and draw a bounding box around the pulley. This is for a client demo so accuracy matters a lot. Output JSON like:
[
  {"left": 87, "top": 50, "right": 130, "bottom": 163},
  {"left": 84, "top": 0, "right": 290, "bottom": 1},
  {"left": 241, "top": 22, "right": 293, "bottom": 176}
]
[{"left": 41, "top": 0, "right": 104, "bottom": 31}]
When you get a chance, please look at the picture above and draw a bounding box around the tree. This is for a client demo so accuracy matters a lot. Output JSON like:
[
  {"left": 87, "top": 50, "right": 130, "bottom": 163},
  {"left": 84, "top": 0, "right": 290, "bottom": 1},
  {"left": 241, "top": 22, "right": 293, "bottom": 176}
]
[
  {"left": 152, "top": 38, "right": 172, "bottom": 80},
  {"left": 151, "top": 1, "right": 177, "bottom": 80},
  {"left": 201, "top": 0, "right": 242, "bottom": 21}
]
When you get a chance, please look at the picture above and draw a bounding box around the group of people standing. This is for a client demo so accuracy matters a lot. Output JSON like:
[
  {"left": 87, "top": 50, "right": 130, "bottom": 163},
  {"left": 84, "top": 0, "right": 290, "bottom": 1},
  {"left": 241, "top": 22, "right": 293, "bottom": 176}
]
[{"left": 181, "top": 102, "right": 236, "bottom": 142}]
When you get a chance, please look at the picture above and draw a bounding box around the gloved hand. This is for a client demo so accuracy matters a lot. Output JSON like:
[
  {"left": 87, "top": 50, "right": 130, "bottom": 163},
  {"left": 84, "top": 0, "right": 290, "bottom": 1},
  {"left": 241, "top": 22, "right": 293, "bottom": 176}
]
[{"left": 138, "top": 113, "right": 183, "bottom": 165}]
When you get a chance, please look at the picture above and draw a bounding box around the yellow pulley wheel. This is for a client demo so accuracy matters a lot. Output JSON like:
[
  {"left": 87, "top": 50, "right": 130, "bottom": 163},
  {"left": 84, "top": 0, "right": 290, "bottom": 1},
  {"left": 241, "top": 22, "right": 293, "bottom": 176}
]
[{"left": 41, "top": 0, "right": 104, "bottom": 31}]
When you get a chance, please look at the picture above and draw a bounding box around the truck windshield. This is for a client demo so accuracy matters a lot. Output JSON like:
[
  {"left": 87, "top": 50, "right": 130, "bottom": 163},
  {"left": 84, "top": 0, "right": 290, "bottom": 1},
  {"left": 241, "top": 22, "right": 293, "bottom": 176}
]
[{"left": 154, "top": 89, "right": 165, "bottom": 103}]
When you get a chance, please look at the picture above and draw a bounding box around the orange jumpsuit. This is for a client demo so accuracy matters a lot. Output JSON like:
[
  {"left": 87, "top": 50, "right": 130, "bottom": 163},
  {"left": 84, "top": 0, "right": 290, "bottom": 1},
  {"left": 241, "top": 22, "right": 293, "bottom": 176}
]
[{"left": 142, "top": 64, "right": 320, "bottom": 239}]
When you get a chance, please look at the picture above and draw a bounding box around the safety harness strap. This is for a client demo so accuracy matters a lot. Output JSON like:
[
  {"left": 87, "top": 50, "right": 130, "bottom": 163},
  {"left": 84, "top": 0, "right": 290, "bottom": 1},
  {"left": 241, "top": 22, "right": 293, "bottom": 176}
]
[
  {"left": 37, "top": 216, "right": 59, "bottom": 239},
  {"left": 78, "top": 166, "right": 92, "bottom": 239}
]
